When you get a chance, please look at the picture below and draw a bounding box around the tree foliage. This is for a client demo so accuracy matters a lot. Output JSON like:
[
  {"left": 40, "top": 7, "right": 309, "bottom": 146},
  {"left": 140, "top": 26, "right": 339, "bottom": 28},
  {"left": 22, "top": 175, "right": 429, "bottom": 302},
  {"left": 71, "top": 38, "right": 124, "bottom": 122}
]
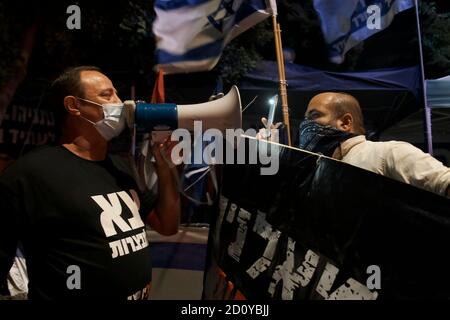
[
  {"left": 420, "top": 1, "right": 450, "bottom": 78},
  {"left": 0, "top": 2, "right": 27, "bottom": 86},
  {"left": 0, "top": 0, "right": 155, "bottom": 88},
  {"left": 215, "top": 20, "right": 273, "bottom": 85}
]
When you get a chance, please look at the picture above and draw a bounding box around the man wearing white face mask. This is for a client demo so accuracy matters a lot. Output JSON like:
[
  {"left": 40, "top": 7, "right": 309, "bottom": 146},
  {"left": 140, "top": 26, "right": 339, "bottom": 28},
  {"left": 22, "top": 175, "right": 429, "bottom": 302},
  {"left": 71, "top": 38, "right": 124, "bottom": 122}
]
[
  {"left": 74, "top": 96, "right": 126, "bottom": 142},
  {"left": 0, "top": 66, "right": 180, "bottom": 299}
]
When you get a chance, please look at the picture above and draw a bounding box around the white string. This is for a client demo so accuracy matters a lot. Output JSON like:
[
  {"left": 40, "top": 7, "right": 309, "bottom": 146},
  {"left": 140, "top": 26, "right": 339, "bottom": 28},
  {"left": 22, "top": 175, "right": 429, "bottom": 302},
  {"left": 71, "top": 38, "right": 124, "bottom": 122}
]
[{"left": 242, "top": 95, "right": 258, "bottom": 113}]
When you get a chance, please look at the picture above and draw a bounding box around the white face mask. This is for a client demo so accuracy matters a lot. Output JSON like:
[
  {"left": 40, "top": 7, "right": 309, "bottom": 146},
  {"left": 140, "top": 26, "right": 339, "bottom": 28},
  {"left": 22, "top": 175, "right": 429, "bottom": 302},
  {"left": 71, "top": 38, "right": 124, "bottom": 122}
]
[{"left": 76, "top": 97, "right": 126, "bottom": 141}]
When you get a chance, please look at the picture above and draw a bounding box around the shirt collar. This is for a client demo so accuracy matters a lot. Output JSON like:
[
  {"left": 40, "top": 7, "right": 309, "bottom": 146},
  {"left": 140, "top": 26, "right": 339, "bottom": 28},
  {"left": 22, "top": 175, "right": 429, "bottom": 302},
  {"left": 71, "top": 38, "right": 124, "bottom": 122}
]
[{"left": 333, "top": 135, "right": 366, "bottom": 159}]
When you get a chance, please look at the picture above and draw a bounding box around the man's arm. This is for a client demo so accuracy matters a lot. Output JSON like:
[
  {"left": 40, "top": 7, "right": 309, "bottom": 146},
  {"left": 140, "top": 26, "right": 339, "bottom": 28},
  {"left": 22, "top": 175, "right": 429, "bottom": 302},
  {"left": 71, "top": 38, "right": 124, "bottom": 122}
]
[
  {"left": 384, "top": 141, "right": 450, "bottom": 197},
  {"left": 146, "top": 140, "right": 180, "bottom": 236}
]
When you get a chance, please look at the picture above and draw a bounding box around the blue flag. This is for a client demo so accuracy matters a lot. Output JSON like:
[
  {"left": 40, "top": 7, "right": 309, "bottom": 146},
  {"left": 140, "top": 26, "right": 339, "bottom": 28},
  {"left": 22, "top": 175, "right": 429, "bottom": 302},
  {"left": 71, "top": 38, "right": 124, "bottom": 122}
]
[
  {"left": 313, "top": 0, "right": 415, "bottom": 64},
  {"left": 153, "top": 0, "right": 277, "bottom": 74}
]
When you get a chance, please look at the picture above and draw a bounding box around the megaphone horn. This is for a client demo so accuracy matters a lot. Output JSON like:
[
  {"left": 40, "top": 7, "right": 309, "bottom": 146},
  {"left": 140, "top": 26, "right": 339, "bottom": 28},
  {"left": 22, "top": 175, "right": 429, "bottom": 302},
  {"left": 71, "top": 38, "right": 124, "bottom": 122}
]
[{"left": 124, "top": 85, "right": 242, "bottom": 134}]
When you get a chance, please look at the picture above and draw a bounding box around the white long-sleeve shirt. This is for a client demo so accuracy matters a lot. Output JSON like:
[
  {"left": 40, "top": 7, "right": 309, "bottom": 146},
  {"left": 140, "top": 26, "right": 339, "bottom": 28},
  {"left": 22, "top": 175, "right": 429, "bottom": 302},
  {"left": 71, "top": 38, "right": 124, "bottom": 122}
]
[{"left": 333, "top": 135, "right": 450, "bottom": 196}]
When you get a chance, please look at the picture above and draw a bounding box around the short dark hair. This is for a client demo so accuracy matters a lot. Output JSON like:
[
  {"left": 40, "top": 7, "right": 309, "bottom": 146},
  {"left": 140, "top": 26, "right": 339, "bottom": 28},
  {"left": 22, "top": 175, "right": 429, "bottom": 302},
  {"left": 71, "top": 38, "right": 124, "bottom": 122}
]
[
  {"left": 49, "top": 66, "right": 102, "bottom": 124},
  {"left": 331, "top": 93, "right": 366, "bottom": 135}
]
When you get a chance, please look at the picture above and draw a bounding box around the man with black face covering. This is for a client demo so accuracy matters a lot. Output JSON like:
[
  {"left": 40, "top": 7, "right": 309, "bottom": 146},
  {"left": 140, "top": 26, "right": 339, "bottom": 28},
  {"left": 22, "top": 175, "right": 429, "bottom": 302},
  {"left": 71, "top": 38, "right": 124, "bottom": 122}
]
[
  {"left": 0, "top": 66, "right": 180, "bottom": 299},
  {"left": 298, "top": 92, "right": 450, "bottom": 197}
]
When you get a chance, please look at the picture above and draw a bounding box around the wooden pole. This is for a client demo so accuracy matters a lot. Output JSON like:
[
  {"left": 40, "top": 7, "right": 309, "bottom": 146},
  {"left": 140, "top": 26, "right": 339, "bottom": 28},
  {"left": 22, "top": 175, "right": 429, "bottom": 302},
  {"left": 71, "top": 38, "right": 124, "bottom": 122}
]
[{"left": 272, "top": 15, "right": 292, "bottom": 146}]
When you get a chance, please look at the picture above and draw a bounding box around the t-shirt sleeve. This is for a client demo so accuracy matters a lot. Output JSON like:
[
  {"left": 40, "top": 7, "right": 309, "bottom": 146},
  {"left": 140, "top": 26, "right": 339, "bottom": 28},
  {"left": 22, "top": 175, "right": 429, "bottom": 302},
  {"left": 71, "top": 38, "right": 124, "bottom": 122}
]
[{"left": 0, "top": 170, "right": 21, "bottom": 291}]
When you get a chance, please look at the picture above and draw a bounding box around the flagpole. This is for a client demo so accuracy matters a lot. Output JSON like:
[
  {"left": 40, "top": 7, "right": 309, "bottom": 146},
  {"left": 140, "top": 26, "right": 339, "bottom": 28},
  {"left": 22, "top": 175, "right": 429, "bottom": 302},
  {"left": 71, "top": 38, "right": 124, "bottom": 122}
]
[
  {"left": 272, "top": 14, "right": 292, "bottom": 146},
  {"left": 414, "top": 0, "right": 433, "bottom": 155}
]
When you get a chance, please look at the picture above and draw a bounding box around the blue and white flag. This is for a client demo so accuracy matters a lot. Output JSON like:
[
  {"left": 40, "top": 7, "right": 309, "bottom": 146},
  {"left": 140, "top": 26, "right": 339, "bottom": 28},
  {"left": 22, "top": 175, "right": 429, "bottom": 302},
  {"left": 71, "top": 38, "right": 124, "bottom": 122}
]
[
  {"left": 313, "top": 0, "right": 415, "bottom": 64},
  {"left": 153, "top": 0, "right": 277, "bottom": 74}
]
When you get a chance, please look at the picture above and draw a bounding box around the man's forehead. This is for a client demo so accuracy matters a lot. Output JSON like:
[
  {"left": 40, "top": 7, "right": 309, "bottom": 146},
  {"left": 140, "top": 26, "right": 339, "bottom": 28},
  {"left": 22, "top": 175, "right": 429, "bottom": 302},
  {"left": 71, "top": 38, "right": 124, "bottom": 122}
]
[
  {"left": 306, "top": 94, "right": 334, "bottom": 112},
  {"left": 80, "top": 70, "right": 113, "bottom": 89},
  {"left": 306, "top": 101, "right": 327, "bottom": 114}
]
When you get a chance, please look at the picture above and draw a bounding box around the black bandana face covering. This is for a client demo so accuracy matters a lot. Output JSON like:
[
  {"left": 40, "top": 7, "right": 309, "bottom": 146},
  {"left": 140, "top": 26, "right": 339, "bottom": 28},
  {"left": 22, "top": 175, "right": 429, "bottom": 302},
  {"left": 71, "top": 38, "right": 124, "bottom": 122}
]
[{"left": 298, "top": 119, "right": 354, "bottom": 156}]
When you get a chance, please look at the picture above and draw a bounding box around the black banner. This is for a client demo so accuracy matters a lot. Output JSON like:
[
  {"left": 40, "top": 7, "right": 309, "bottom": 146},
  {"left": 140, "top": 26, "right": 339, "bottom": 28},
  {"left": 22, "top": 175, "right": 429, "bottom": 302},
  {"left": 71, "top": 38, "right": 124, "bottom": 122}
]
[
  {"left": 0, "top": 80, "right": 57, "bottom": 160},
  {"left": 203, "top": 140, "right": 450, "bottom": 300}
]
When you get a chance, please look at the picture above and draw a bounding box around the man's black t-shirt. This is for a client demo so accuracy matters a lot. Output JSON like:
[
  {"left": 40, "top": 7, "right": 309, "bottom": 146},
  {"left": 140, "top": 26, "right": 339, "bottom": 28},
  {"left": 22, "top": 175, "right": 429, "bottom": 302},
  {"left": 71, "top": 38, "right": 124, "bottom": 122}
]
[{"left": 0, "top": 146, "right": 157, "bottom": 299}]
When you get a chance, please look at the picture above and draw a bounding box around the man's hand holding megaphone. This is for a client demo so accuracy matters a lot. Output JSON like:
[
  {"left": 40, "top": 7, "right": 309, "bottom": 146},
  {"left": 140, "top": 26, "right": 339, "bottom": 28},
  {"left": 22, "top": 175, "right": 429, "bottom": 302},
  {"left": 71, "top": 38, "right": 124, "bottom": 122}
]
[
  {"left": 151, "top": 137, "right": 179, "bottom": 171},
  {"left": 146, "top": 136, "right": 181, "bottom": 235},
  {"left": 122, "top": 86, "right": 242, "bottom": 210}
]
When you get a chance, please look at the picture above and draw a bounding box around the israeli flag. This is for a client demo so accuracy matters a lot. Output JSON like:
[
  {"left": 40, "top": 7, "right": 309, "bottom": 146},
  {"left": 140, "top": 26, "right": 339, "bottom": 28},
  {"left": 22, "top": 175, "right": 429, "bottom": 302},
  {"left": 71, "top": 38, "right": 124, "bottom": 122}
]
[
  {"left": 153, "top": 0, "right": 277, "bottom": 74},
  {"left": 313, "top": 0, "right": 415, "bottom": 64}
]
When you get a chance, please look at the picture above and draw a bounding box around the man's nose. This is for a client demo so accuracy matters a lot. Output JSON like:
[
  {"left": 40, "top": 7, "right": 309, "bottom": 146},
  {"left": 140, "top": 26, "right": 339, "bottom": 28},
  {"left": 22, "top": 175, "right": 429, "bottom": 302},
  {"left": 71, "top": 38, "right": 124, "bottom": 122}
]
[{"left": 113, "top": 92, "right": 122, "bottom": 104}]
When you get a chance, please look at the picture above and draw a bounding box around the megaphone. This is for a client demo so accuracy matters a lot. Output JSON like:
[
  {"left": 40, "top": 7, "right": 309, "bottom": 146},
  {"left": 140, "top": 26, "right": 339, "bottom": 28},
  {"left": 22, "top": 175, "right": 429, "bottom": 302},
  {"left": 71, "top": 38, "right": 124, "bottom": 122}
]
[{"left": 124, "top": 85, "right": 242, "bottom": 141}]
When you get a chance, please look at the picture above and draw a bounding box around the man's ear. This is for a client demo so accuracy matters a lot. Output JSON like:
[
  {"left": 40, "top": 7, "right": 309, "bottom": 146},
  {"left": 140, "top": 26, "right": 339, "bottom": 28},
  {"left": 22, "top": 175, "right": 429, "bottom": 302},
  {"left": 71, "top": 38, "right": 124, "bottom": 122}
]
[
  {"left": 64, "top": 96, "right": 80, "bottom": 116},
  {"left": 336, "top": 112, "right": 353, "bottom": 132}
]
